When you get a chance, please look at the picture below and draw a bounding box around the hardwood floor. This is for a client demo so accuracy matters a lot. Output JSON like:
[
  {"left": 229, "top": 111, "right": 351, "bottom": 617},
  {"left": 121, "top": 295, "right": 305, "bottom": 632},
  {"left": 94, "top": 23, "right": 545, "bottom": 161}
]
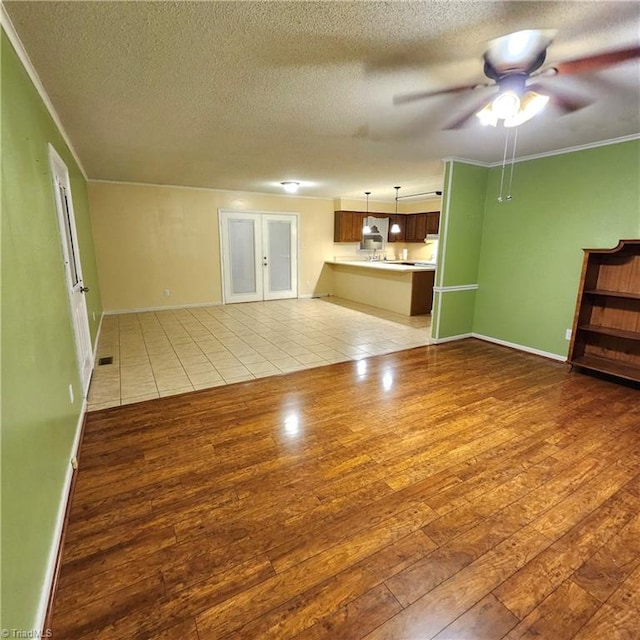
[{"left": 51, "top": 339, "right": 640, "bottom": 639}]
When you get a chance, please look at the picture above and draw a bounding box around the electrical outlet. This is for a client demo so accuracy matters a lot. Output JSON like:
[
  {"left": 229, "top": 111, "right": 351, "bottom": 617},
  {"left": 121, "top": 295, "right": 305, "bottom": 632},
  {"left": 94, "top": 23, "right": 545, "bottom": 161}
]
[
  {"left": 163, "top": 288, "right": 170, "bottom": 297},
  {"left": 565, "top": 328, "right": 572, "bottom": 340},
  {"left": 68, "top": 383, "right": 74, "bottom": 404}
]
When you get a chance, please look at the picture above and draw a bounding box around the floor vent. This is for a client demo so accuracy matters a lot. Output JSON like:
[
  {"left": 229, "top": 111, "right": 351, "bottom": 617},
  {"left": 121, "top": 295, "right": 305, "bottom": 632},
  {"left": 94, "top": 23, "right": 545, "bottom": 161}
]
[{"left": 98, "top": 356, "right": 114, "bottom": 365}]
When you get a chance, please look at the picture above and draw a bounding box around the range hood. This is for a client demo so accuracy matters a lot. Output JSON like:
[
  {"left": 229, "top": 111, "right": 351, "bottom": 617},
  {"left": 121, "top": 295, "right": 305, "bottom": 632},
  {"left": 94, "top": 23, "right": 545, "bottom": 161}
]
[
  {"left": 360, "top": 232, "right": 384, "bottom": 250},
  {"left": 360, "top": 218, "right": 387, "bottom": 250}
]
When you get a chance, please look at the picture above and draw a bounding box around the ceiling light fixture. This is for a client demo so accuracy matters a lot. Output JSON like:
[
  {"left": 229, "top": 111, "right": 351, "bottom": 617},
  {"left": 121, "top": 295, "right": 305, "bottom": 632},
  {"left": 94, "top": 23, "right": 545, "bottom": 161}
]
[
  {"left": 281, "top": 181, "right": 300, "bottom": 193},
  {"left": 363, "top": 191, "right": 372, "bottom": 234},
  {"left": 476, "top": 88, "right": 549, "bottom": 128},
  {"left": 391, "top": 186, "right": 401, "bottom": 234},
  {"left": 504, "top": 91, "right": 550, "bottom": 127}
]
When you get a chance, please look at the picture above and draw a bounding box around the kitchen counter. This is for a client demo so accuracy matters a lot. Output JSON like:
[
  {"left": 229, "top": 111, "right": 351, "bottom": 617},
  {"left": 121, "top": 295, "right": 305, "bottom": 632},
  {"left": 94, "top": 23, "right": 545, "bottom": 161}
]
[
  {"left": 325, "top": 260, "right": 436, "bottom": 316},
  {"left": 324, "top": 259, "right": 436, "bottom": 273}
]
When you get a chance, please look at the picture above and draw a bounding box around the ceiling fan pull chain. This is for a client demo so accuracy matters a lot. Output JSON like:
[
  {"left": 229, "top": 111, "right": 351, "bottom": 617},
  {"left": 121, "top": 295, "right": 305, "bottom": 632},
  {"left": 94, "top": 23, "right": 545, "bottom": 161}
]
[
  {"left": 497, "top": 128, "right": 510, "bottom": 203},
  {"left": 506, "top": 126, "right": 519, "bottom": 201}
]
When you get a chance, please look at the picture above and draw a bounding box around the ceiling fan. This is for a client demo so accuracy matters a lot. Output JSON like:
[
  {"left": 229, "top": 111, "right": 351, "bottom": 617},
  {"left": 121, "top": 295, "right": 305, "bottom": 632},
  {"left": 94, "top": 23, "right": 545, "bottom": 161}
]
[{"left": 394, "top": 29, "right": 640, "bottom": 129}]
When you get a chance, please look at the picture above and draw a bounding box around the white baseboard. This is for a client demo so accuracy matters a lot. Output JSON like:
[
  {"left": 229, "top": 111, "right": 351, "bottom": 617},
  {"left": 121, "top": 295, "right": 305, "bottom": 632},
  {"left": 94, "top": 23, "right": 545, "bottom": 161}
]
[
  {"left": 299, "top": 292, "right": 330, "bottom": 299},
  {"left": 35, "top": 397, "right": 86, "bottom": 634},
  {"left": 472, "top": 333, "right": 567, "bottom": 362},
  {"left": 104, "top": 301, "right": 223, "bottom": 315},
  {"left": 431, "top": 332, "right": 473, "bottom": 344},
  {"left": 92, "top": 311, "right": 104, "bottom": 361}
]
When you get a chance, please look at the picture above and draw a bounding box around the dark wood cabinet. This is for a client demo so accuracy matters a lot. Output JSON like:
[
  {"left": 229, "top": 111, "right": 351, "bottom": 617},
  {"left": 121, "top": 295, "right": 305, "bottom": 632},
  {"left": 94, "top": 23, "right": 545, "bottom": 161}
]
[
  {"left": 401, "top": 215, "right": 415, "bottom": 242},
  {"left": 334, "top": 211, "right": 367, "bottom": 243},
  {"left": 426, "top": 212, "right": 440, "bottom": 235},
  {"left": 411, "top": 270, "right": 435, "bottom": 315},
  {"left": 403, "top": 213, "right": 430, "bottom": 242},
  {"left": 568, "top": 239, "right": 640, "bottom": 383},
  {"left": 392, "top": 212, "right": 440, "bottom": 243},
  {"left": 334, "top": 210, "right": 440, "bottom": 243},
  {"left": 415, "top": 214, "right": 428, "bottom": 241}
]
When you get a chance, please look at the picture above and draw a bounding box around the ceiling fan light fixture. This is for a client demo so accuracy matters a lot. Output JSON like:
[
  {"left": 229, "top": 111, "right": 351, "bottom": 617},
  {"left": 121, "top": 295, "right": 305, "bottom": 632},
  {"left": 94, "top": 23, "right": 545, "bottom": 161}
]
[
  {"left": 491, "top": 90, "right": 521, "bottom": 120},
  {"left": 485, "top": 29, "right": 556, "bottom": 74},
  {"left": 281, "top": 181, "right": 300, "bottom": 193},
  {"left": 476, "top": 102, "right": 499, "bottom": 127},
  {"left": 504, "top": 91, "right": 550, "bottom": 127}
]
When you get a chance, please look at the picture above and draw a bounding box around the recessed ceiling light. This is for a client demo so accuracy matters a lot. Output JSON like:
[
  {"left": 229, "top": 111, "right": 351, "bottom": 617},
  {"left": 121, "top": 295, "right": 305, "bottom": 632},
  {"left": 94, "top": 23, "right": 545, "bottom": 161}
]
[{"left": 281, "top": 181, "right": 300, "bottom": 193}]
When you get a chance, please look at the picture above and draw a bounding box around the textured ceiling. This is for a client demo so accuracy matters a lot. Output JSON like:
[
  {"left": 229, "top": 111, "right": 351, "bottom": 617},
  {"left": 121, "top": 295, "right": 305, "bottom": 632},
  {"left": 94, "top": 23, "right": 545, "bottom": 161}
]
[{"left": 5, "top": 1, "right": 640, "bottom": 200}]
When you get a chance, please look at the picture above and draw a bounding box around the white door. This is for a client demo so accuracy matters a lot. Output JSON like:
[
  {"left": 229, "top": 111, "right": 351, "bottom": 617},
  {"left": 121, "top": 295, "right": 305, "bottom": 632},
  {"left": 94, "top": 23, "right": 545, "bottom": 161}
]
[
  {"left": 220, "top": 211, "right": 298, "bottom": 304},
  {"left": 49, "top": 145, "right": 94, "bottom": 395}
]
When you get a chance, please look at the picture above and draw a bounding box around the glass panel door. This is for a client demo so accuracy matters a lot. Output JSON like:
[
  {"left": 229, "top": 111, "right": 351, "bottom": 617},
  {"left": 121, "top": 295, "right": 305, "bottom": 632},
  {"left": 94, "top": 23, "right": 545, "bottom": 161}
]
[
  {"left": 265, "top": 220, "right": 290, "bottom": 294},
  {"left": 220, "top": 212, "right": 263, "bottom": 303},
  {"left": 229, "top": 219, "right": 257, "bottom": 295},
  {"left": 263, "top": 215, "right": 297, "bottom": 300},
  {"left": 220, "top": 211, "right": 297, "bottom": 304}
]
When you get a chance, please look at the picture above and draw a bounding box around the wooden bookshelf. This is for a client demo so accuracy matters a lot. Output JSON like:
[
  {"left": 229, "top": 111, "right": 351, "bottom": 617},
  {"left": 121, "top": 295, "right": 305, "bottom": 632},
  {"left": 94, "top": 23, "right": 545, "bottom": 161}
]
[{"left": 568, "top": 239, "right": 640, "bottom": 383}]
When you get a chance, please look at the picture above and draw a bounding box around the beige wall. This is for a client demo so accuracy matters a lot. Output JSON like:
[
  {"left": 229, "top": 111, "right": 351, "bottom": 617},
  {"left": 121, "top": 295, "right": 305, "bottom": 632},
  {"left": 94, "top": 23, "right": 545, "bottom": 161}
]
[
  {"left": 89, "top": 181, "right": 335, "bottom": 312},
  {"left": 334, "top": 196, "right": 441, "bottom": 214}
]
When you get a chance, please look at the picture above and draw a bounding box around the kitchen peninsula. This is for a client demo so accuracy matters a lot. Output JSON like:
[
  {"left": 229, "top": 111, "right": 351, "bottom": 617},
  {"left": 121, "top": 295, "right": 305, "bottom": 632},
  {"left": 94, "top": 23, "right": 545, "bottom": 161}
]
[{"left": 325, "top": 260, "right": 436, "bottom": 316}]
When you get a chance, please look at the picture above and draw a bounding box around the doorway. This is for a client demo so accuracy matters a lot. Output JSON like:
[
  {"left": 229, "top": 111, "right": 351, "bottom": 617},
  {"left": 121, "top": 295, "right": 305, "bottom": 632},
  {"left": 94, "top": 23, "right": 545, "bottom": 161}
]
[
  {"left": 48, "top": 144, "right": 94, "bottom": 395},
  {"left": 219, "top": 211, "right": 298, "bottom": 303}
]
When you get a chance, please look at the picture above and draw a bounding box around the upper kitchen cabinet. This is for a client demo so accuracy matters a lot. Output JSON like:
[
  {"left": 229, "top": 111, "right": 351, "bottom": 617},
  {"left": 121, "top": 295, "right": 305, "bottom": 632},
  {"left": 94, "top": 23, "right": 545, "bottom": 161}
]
[
  {"left": 426, "top": 212, "right": 440, "bottom": 235},
  {"left": 334, "top": 210, "right": 439, "bottom": 243},
  {"left": 334, "top": 211, "right": 367, "bottom": 242},
  {"left": 403, "top": 212, "right": 440, "bottom": 242}
]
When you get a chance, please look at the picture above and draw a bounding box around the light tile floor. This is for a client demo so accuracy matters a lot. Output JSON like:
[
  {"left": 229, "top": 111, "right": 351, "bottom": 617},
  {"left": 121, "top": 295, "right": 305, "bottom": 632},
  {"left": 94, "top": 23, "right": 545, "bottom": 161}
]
[{"left": 87, "top": 297, "right": 431, "bottom": 411}]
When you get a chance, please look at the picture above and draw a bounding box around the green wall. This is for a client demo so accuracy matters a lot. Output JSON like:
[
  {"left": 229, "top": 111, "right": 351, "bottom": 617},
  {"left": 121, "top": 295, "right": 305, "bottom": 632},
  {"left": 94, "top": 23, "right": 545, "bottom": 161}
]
[
  {"left": 474, "top": 139, "right": 640, "bottom": 357},
  {"left": 1, "top": 31, "right": 102, "bottom": 631},
  {"left": 432, "top": 161, "right": 488, "bottom": 340}
]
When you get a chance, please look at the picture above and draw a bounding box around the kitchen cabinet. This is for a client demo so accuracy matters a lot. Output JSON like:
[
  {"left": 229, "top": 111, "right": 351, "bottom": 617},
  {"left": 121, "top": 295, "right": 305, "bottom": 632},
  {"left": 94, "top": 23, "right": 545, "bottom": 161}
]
[
  {"left": 426, "top": 212, "right": 440, "bottom": 235},
  {"left": 334, "top": 211, "right": 367, "bottom": 242},
  {"left": 567, "top": 239, "right": 640, "bottom": 383},
  {"left": 403, "top": 215, "right": 417, "bottom": 242},
  {"left": 334, "top": 211, "right": 390, "bottom": 243},
  {"left": 392, "top": 212, "right": 440, "bottom": 243},
  {"left": 411, "top": 270, "right": 436, "bottom": 314},
  {"left": 334, "top": 210, "right": 439, "bottom": 243},
  {"left": 404, "top": 213, "right": 429, "bottom": 242}
]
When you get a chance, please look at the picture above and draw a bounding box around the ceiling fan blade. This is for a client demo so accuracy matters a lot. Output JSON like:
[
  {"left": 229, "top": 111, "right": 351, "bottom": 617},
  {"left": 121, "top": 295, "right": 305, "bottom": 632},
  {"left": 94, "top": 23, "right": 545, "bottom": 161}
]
[
  {"left": 550, "top": 46, "right": 640, "bottom": 75},
  {"left": 528, "top": 82, "right": 593, "bottom": 114},
  {"left": 443, "top": 92, "right": 497, "bottom": 130},
  {"left": 393, "top": 83, "right": 488, "bottom": 106}
]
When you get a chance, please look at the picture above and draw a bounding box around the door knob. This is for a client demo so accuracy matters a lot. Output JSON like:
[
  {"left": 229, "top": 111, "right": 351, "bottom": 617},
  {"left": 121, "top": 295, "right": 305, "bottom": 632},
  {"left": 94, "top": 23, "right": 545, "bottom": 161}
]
[{"left": 80, "top": 286, "right": 90, "bottom": 293}]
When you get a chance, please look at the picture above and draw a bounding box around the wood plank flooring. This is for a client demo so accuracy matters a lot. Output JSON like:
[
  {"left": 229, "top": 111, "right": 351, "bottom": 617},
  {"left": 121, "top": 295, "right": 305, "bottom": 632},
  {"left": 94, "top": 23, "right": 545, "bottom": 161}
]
[{"left": 51, "top": 339, "right": 640, "bottom": 639}]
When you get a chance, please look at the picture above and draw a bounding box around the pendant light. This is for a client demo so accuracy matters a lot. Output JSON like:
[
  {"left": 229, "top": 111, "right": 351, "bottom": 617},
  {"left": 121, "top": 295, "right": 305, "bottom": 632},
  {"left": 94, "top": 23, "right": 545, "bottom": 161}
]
[
  {"left": 363, "top": 191, "right": 372, "bottom": 234},
  {"left": 390, "top": 186, "right": 401, "bottom": 234}
]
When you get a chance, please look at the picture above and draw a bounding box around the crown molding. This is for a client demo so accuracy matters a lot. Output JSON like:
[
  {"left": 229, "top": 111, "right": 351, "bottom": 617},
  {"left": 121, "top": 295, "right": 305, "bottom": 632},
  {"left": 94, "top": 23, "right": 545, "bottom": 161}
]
[
  {"left": 88, "top": 178, "right": 335, "bottom": 201},
  {"left": 442, "top": 157, "right": 493, "bottom": 167},
  {"left": 1, "top": 5, "right": 88, "bottom": 180},
  {"left": 445, "top": 134, "right": 640, "bottom": 170},
  {"left": 485, "top": 133, "right": 640, "bottom": 167}
]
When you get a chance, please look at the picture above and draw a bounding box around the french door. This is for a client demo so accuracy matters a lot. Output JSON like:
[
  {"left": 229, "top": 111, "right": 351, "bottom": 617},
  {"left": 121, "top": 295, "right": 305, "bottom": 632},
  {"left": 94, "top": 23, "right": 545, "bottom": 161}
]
[
  {"left": 48, "top": 144, "right": 94, "bottom": 395},
  {"left": 219, "top": 211, "right": 298, "bottom": 303}
]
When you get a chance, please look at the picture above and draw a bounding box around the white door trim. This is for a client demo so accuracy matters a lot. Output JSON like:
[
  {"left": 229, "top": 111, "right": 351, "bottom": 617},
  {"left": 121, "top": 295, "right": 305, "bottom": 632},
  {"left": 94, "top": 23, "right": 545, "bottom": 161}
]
[{"left": 48, "top": 144, "right": 94, "bottom": 395}]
